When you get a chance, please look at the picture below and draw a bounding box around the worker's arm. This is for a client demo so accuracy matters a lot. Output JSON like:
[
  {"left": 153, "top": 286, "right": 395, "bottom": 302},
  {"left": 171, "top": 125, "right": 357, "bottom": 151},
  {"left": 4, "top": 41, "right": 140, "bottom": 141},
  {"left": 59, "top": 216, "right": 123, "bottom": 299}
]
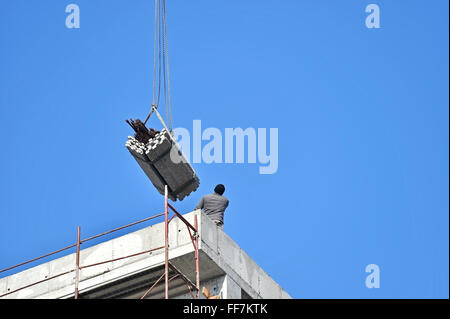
[{"left": 195, "top": 197, "right": 205, "bottom": 210}]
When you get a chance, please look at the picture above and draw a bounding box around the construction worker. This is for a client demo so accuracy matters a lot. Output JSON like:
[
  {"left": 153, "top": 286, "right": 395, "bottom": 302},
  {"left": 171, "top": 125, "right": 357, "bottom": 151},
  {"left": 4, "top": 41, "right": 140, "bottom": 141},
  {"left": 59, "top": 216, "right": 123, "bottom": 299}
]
[{"left": 195, "top": 184, "right": 229, "bottom": 229}]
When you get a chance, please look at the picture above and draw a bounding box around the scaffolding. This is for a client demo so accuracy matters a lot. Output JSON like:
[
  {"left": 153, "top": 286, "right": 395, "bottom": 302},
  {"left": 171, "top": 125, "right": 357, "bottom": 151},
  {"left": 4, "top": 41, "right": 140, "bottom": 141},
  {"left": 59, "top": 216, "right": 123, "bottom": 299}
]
[{"left": 0, "top": 186, "right": 200, "bottom": 299}]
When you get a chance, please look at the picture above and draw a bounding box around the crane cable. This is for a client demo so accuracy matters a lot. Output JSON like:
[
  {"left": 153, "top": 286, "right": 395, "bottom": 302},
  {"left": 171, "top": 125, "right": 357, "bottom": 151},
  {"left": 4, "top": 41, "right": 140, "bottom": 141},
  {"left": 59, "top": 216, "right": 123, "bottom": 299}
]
[{"left": 145, "top": 0, "right": 173, "bottom": 132}]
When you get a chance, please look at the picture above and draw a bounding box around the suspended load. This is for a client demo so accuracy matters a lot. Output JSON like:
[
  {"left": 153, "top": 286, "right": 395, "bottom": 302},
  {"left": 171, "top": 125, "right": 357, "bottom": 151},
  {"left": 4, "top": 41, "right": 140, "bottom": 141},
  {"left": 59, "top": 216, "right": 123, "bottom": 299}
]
[
  {"left": 126, "top": 120, "right": 200, "bottom": 202},
  {"left": 125, "top": 0, "right": 200, "bottom": 201}
]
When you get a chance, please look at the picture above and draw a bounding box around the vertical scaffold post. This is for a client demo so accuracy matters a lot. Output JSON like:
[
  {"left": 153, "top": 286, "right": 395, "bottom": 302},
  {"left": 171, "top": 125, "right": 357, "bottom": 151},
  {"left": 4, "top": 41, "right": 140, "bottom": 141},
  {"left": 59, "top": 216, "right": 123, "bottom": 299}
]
[
  {"left": 164, "top": 185, "right": 169, "bottom": 299},
  {"left": 194, "top": 214, "right": 200, "bottom": 299},
  {"left": 74, "top": 226, "right": 81, "bottom": 299}
]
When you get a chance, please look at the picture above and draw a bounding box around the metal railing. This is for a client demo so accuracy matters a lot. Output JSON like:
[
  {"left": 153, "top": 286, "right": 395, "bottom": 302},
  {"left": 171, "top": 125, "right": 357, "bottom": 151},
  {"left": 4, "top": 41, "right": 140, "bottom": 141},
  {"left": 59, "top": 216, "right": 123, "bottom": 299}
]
[{"left": 0, "top": 186, "right": 200, "bottom": 299}]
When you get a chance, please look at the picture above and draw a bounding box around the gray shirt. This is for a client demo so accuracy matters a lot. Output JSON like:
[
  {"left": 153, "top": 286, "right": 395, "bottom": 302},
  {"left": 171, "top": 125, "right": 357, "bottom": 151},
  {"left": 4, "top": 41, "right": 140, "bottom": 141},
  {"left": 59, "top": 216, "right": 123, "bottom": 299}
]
[{"left": 195, "top": 193, "right": 229, "bottom": 224}]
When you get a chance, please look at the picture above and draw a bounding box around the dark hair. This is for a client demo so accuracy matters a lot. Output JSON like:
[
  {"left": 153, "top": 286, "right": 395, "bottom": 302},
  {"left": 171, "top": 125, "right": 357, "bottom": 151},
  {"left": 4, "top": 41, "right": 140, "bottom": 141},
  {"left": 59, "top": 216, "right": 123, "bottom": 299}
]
[{"left": 214, "top": 184, "right": 225, "bottom": 195}]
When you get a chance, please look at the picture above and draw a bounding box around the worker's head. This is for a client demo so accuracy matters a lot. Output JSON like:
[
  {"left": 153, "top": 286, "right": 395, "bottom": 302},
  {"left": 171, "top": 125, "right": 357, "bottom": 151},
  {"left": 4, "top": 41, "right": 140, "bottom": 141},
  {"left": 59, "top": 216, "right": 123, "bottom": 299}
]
[{"left": 214, "top": 184, "right": 225, "bottom": 195}]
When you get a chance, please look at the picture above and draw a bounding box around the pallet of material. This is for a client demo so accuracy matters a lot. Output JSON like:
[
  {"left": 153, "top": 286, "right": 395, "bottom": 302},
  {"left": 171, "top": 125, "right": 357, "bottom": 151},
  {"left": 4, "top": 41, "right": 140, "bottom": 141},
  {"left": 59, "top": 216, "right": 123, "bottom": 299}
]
[{"left": 126, "top": 129, "right": 200, "bottom": 202}]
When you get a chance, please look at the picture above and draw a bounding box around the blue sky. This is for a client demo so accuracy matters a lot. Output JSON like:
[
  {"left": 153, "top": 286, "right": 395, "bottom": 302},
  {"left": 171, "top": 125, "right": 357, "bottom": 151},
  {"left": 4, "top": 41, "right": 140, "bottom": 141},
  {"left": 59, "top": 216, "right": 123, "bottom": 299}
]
[{"left": 0, "top": 0, "right": 448, "bottom": 298}]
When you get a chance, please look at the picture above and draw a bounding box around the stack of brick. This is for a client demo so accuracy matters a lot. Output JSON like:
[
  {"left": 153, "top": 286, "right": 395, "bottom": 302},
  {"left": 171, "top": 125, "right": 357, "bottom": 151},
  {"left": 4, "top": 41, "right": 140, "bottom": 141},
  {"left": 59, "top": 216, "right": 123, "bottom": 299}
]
[{"left": 126, "top": 129, "right": 200, "bottom": 202}]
